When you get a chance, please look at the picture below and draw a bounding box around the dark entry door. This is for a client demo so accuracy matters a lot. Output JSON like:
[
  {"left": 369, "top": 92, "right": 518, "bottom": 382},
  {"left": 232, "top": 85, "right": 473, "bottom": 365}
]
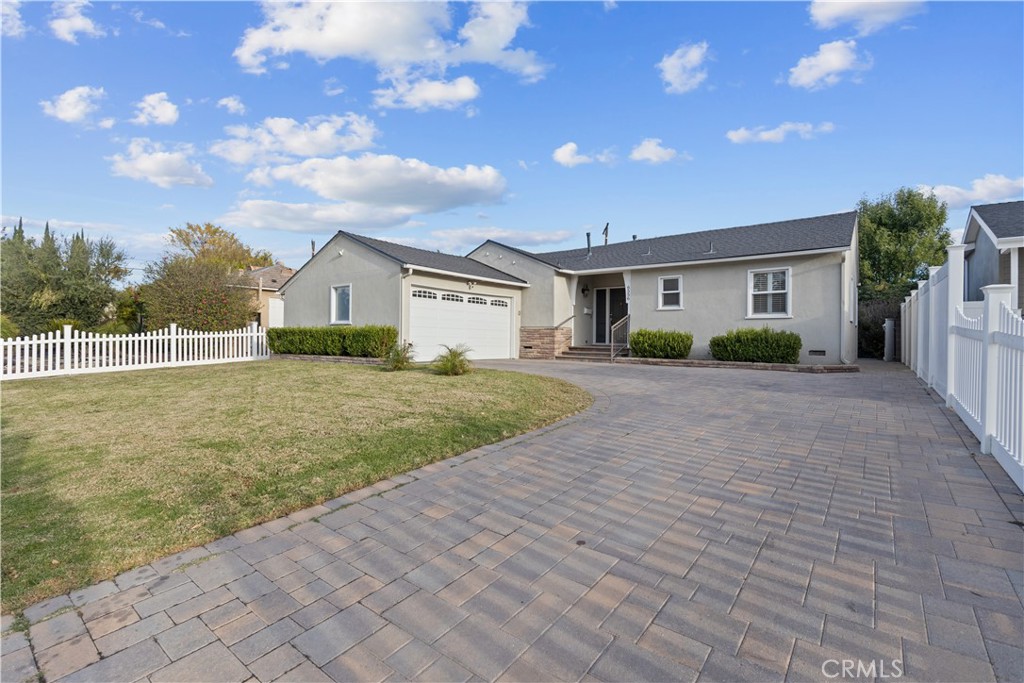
[{"left": 595, "top": 288, "right": 627, "bottom": 344}]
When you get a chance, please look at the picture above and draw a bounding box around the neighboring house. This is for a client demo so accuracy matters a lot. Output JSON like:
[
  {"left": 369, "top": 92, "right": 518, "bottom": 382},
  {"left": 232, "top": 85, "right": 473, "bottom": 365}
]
[
  {"left": 281, "top": 210, "right": 860, "bottom": 364},
  {"left": 278, "top": 232, "right": 528, "bottom": 360},
  {"left": 240, "top": 263, "right": 295, "bottom": 328},
  {"left": 962, "top": 200, "right": 1023, "bottom": 312}
]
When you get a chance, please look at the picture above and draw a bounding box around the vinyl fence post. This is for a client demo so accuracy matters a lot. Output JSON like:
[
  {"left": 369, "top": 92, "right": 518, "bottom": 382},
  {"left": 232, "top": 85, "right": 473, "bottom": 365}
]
[
  {"left": 62, "top": 324, "right": 73, "bottom": 372},
  {"left": 169, "top": 323, "right": 178, "bottom": 366},
  {"left": 980, "top": 285, "right": 1013, "bottom": 454},
  {"left": 249, "top": 321, "right": 259, "bottom": 359},
  {"left": 946, "top": 245, "right": 966, "bottom": 407}
]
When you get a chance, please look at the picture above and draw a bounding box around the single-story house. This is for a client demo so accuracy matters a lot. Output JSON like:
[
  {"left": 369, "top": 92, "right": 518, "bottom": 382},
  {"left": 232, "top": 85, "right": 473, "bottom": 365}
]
[
  {"left": 280, "top": 210, "right": 860, "bottom": 364},
  {"left": 962, "top": 200, "right": 1023, "bottom": 312},
  {"left": 239, "top": 263, "right": 295, "bottom": 328}
]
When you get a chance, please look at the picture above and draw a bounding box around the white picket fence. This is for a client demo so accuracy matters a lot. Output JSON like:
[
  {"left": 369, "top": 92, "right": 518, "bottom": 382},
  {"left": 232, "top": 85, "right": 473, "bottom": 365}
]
[
  {"left": 1, "top": 322, "right": 269, "bottom": 380},
  {"left": 902, "top": 244, "right": 1024, "bottom": 492}
]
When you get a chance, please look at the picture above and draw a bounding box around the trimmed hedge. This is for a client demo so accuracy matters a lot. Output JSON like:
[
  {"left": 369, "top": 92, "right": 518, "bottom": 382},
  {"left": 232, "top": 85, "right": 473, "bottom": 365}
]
[
  {"left": 267, "top": 325, "right": 398, "bottom": 358},
  {"left": 629, "top": 329, "right": 693, "bottom": 359},
  {"left": 709, "top": 326, "right": 802, "bottom": 364}
]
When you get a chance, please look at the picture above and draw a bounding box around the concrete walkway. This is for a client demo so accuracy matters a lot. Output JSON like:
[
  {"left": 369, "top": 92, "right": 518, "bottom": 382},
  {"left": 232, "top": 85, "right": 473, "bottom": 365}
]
[{"left": 2, "top": 360, "right": 1021, "bottom": 682}]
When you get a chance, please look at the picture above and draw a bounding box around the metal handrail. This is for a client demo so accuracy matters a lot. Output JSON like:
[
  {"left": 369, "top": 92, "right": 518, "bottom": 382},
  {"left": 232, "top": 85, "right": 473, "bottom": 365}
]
[{"left": 610, "top": 314, "right": 630, "bottom": 361}]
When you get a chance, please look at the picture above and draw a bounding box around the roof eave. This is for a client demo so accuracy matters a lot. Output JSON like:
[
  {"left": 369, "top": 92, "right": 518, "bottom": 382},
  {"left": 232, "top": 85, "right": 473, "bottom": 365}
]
[
  {"left": 404, "top": 264, "right": 529, "bottom": 287},
  {"left": 555, "top": 245, "right": 852, "bottom": 275}
]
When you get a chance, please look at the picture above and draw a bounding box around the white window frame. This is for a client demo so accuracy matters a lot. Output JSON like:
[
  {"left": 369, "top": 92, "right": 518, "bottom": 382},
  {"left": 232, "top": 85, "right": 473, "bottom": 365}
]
[
  {"left": 747, "top": 267, "right": 792, "bottom": 319},
  {"left": 330, "top": 283, "right": 352, "bottom": 325},
  {"left": 657, "top": 275, "right": 683, "bottom": 310}
]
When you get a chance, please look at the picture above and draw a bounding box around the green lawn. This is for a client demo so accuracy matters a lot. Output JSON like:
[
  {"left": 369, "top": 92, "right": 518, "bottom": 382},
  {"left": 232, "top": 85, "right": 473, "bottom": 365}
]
[{"left": 0, "top": 361, "right": 591, "bottom": 613}]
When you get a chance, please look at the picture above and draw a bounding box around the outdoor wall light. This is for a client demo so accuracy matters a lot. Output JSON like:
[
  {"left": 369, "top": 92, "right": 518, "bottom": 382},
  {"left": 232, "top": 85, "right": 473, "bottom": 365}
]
[{"left": 581, "top": 284, "right": 590, "bottom": 298}]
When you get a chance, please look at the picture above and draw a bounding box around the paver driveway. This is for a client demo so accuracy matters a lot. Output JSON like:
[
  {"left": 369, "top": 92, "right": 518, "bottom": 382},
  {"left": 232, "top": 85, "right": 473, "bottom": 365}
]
[{"left": 3, "top": 360, "right": 1022, "bottom": 683}]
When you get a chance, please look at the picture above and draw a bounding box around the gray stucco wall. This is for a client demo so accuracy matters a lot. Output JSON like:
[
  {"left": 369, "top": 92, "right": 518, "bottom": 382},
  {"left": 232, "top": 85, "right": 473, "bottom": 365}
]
[
  {"left": 281, "top": 234, "right": 402, "bottom": 328},
  {"left": 468, "top": 244, "right": 556, "bottom": 327},
  {"left": 965, "top": 228, "right": 1001, "bottom": 302},
  {"left": 572, "top": 252, "right": 849, "bottom": 364}
]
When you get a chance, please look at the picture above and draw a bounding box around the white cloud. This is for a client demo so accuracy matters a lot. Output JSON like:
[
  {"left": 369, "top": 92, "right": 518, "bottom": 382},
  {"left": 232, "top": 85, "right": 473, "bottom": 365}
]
[
  {"left": 396, "top": 227, "right": 575, "bottom": 253},
  {"left": 2, "top": 0, "right": 25, "bottom": 38},
  {"left": 131, "top": 92, "right": 180, "bottom": 126},
  {"left": 788, "top": 40, "right": 871, "bottom": 90},
  {"left": 233, "top": 1, "right": 546, "bottom": 108},
  {"left": 40, "top": 85, "right": 105, "bottom": 124},
  {"left": 657, "top": 41, "right": 709, "bottom": 94},
  {"left": 219, "top": 199, "right": 413, "bottom": 233},
  {"left": 810, "top": 1, "right": 925, "bottom": 36},
  {"left": 323, "top": 78, "right": 346, "bottom": 97},
  {"left": 209, "top": 114, "right": 379, "bottom": 165},
  {"left": 216, "top": 96, "right": 247, "bottom": 116},
  {"left": 263, "top": 153, "right": 507, "bottom": 213},
  {"left": 129, "top": 8, "right": 165, "bottom": 30},
  {"left": 98, "top": 117, "right": 115, "bottom": 129},
  {"left": 919, "top": 174, "right": 1024, "bottom": 209},
  {"left": 552, "top": 142, "right": 614, "bottom": 168},
  {"left": 108, "top": 138, "right": 213, "bottom": 189},
  {"left": 726, "top": 121, "right": 836, "bottom": 144},
  {"left": 553, "top": 142, "right": 592, "bottom": 168},
  {"left": 49, "top": 0, "right": 105, "bottom": 44},
  {"left": 604, "top": 1, "right": 618, "bottom": 11},
  {"left": 629, "top": 138, "right": 678, "bottom": 164},
  {"left": 374, "top": 76, "right": 481, "bottom": 111}
]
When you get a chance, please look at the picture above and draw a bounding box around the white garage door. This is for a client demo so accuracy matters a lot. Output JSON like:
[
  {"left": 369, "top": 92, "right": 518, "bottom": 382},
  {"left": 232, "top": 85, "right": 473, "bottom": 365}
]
[{"left": 409, "top": 288, "right": 513, "bottom": 361}]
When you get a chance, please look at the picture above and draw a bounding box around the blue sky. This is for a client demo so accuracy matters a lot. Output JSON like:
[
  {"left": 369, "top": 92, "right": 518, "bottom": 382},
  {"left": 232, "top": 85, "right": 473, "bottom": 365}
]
[{"left": 2, "top": 1, "right": 1022, "bottom": 276}]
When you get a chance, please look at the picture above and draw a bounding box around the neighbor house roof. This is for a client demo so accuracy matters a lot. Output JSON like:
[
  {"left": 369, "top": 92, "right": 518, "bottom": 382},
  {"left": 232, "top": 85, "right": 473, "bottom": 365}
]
[
  {"left": 239, "top": 263, "right": 295, "bottom": 291},
  {"left": 529, "top": 211, "right": 859, "bottom": 272},
  {"left": 972, "top": 200, "right": 1023, "bottom": 240},
  {"left": 341, "top": 232, "right": 527, "bottom": 285}
]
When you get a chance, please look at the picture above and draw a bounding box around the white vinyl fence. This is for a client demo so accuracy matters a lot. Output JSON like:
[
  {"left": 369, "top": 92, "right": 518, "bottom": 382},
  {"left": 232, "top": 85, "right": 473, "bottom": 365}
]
[
  {"left": 902, "top": 244, "right": 1024, "bottom": 492},
  {"left": 1, "top": 322, "right": 269, "bottom": 381}
]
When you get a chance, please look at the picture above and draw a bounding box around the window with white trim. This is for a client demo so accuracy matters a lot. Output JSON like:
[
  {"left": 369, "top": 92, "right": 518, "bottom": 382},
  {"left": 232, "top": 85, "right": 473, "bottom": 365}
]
[
  {"left": 748, "top": 268, "right": 791, "bottom": 317},
  {"left": 658, "top": 275, "right": 682, "bottom": 310},
  {"left": 331, "top": 284, "right": 352, "bottom": 324}
]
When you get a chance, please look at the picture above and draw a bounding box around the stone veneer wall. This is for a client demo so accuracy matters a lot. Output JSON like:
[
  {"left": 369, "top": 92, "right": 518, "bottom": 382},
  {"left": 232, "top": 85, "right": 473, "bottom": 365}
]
[{"left": 519, "top": 326, "right": 573, "bottom": 359}]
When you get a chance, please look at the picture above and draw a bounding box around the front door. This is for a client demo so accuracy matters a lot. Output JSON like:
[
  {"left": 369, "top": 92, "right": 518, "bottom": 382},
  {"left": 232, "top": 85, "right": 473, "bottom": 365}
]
[{"left": 594, "top": 287, "right": 628, "bottom": 344}]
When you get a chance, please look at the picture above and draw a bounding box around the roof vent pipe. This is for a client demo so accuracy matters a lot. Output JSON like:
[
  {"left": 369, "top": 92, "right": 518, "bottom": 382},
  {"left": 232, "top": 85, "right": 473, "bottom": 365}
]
[
  {"left": 586, "top": 232, "right": 592, "bottom": 258},
  {"left": 632, "top": 235, "right": 637, "bottom": 241}
]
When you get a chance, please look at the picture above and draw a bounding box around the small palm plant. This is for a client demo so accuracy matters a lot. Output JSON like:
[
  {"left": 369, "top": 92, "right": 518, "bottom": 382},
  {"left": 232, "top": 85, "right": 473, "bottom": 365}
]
[
  {"left": 382, "top": 342, "right": 414, "bottom": 371},
  {"left": 433, "top": 344, "right": 472, "bottom": 376}
]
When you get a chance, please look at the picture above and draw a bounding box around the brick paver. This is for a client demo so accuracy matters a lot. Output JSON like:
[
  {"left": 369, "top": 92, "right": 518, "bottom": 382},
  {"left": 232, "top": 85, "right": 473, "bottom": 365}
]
[{"left": 3, "top": 360, "right": 1021, "bottom": 682}]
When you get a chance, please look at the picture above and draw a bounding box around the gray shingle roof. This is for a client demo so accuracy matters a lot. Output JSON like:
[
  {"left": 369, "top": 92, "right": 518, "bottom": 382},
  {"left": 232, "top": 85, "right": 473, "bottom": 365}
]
[
  {"left": 240, "top": 263, "right": 295, "bottom": 291},
  {"left": 531, "top": 211, "right": 858, "bottom": 271},
  {"left": 342, "top": 232, "right": 526, "bottom": 284},
  {"left": 974, "top": 201, "right": 1023, "bottom": 239}
]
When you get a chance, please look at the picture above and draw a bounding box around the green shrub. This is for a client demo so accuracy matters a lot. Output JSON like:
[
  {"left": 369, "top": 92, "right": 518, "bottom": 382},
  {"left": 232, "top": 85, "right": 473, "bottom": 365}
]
[
  {"left": 266, "top": 325, "right": 399, "bottom": 357},
  {"left": 345, "top": 325, "right": 398, "bottom": 358},
  {"left": 433, "top": 344, "right": 472, "bottom": 376},
  {"left": 93, "top": 320, "right": 131, "bottom": 335},
  {"left": 0, "top": 314, "right": 20, "bottom": 339},
  {"left": 709, "top": 326, "right": 802, "bottom": 364},
  {"left": 383, "top": 342, "right": 414, "bottom": 372},
  {"left": 267, "top": 326, "right": 348, "bottom": 355},
  {"left": 629, "top": 329, "right": 693, "bottom": 359},
  {"left": 45, "top": 318, "right": 82, "bottom": 333}
]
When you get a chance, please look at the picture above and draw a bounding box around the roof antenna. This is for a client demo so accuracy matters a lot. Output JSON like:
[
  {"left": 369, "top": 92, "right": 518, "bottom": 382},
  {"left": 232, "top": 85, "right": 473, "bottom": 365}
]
[
  {"left": 703, "top": 239, "right": 715, "bottom": 255},
  {"left": 586, "top": 232, "right": 592, "bottom": 258},
  {"left": 602, "top": 222, "right": 609, "bottom": 246},
  {"left": 311, "top": 240, "right": 316, "bottom": 258}
]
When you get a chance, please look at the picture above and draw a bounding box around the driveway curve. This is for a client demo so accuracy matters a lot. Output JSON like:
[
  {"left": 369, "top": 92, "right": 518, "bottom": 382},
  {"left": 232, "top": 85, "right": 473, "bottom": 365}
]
[{"left": 5, "top": 360, "right": 1022, "bottom": 683}]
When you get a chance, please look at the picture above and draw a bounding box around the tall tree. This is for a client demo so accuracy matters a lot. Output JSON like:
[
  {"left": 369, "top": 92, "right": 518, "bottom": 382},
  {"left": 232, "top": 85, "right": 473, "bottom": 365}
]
[
  {"left": 0, "top": 227, "right": 128, "bottom": 333},
  {"left": 140, "top": 223, "right": 270, "bottom": 331},
  {"left": 168, "top": 223, "right": 273, "bottom": 270},
  {"left": 858, "top": 188, "right": 951, "bottom": 302}
]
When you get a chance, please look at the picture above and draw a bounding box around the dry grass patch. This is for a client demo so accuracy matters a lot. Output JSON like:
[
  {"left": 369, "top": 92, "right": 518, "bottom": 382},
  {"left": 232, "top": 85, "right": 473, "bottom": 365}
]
[{"left": 0, "top": 361, "right": 591, "bottom": 613}]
